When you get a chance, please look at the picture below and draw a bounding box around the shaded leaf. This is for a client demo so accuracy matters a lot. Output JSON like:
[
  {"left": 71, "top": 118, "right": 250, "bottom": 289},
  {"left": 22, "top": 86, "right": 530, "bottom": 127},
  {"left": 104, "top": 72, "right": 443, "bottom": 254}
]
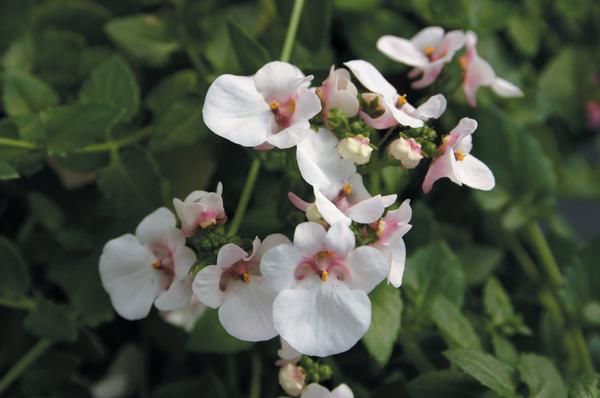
[
  {"left": 227, "top": 21, "right": 270, "bottom": 74},
  {"left": 3, "top": 71, "right": 58, "bottom": 116},
  {"left": 150, "top": 97, "right": 206, "bottom": 151},
  {"left": 0, "top": 161, "right": 19, "bottom": 180},
  {"left": 24, "top": 299, "right": 78, "bottom": 342},
  {"left": 430, "top": 295, "right": 482, "bottom": 350},
  {"left": 0, "top": 237, "right": 30, "bottom": 298},
  {"left": 187, "top": 309, "right": 252, "bottom": 353},
  {"left": 518, "top": 354, "right": 568, "bottom": 398}
]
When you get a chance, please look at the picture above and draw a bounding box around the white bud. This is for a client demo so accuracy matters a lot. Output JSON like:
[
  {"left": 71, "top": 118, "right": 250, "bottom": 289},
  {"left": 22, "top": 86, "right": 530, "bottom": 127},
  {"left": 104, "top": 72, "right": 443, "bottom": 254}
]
[
  {"left": 279, "top": 363, "right": 305, "bottom": 397},
  {"left": 337, "top": 135, "right": 373, "bottom": 165},
  {"left": 305, "top": 203, "right": 322, "bottom": 222},
  {"left": 389, "top": 137, "right": 423, "bottom": 169}
]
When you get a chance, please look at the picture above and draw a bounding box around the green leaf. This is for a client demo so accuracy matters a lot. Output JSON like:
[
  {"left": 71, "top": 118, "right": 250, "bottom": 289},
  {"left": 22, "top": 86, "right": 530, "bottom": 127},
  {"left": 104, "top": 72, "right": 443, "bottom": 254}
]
[
  {"left": 404, "top": 242, "right": 466, "bottom": 310},
  {"left": 150, "top": 97, "right": 206, "bottom": 151},
  {"left": 456, "top": 245, "right": 503, "bottom": 287},
  {"left": 363, "top": 283, "right": 403, "bottom": 366},
  {"left": 0, "top": 161, "right": 19, "bottom": 180},
  {"left": 564, "top": 240, "right": 600, "bottom": 324},
  {"left": 187, "top": 309, "right": 252, "bottom": 353},
  {"left": 79, "top": 55, "right": 140, "bottom": 122},
  {"left": 146, "top": 70, "right": 200, "bottom": 115},
  {"left": 569, "top": 374, "right": 600, "bottom": 398},
  {"left": 24, "top": 299, "right": 78, "bottom": 342},
  {"left": 105, "top": 14, "right": 179, "bottom": 67},
  {"left": 407, "top": 369, "right": 485, "bottom": 398},
  {"left": 492, "top": 334, "right": 520, "bottom": 366},
  {"left": 0, "top": 237, "right": 30, "bottom": 298},
  {"left": 37, "top": 103, "right": 123, "bottom": 154},
  {"left": 444, "top": 348, "right": 518, "bottom": 398},
  {"left": 97, "top": 148, "right": 164, "bottom": 220},
  {"left": 507, "top": 14, "right": 541, "bottom": 57},
  {"left": 227, "top": 21, "right": 270, "bottom": 74},
  {"left": 3, "top": 71, "right": 58, "bottom": 116},
  {"left": 0, "top": 0, "right": 32, "bottom": 47},
  {"left": 28, "top": 192, "right": 64, "bottom": 231},
  {"left": 298, "top": 0, "right": 333, "bottom": 51},
  {"left": 518, "top": 354, "right": 568, "bottom": 398},
  {"left": 430, "top": 295, "right": 482, "bottom": 350},
  {"left": 483, "top": 278, "right": 515, "bottom": 327}
]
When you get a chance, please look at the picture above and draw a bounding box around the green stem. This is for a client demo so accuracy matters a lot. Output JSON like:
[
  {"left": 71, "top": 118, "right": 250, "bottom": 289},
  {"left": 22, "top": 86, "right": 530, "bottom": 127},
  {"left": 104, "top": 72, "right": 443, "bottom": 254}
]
[
  {"left": 0, "top": 137, "right": 38, "bottom": 150},
  {"left": 227, "top": 157, "right": 261, "bottom": 237},
  {"left": 76, "top": 128, "right": 152, "bottom": 154},
  {"left": 525, "top": 222, "right": 563, "bottom": 289},
  {"left": 0, "top": 340, "right": 52, "bottom": 394},
  {"left": 249, "top": 351, "right": 262, "bottom": 398},
  {"left": 0, "top": 297, "right": 35, "bottom": 311},
  {"left": 279, "top": 0, "right": 305, "bottom": 63}
]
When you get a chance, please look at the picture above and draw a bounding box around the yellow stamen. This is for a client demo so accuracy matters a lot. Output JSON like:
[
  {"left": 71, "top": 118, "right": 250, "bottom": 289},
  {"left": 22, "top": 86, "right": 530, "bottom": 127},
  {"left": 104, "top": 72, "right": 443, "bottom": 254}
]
[
  {"left": 342, "top": 183, "right": 352, "bottom": 195},
  {"left": 454, "top": 150, "right": 465, "bottom": 161},
  {"left": 288, "top": 97, "right": 296, "bottom": 114},
  {"left": 242, "top": 272, "right": 251, "bottom": 283},
  {"left": 396, "top": 94, "right": 407, "bottom": 107},
  {"left": 320, "top": 270, "right": 329, "bottom": 282},
  {"left": 269, "top": 100, "right": 280, "bottom": 112},
  {"left": 376, "top": 219, "right": 385, "bottom": 238},
  {"left": 459, "top": 55, "right": 468, "bottom": 70},
  {"left": 424, "top": 46, "right": 436, "bottom": 57},
  {"left": 151, "top": 259, "right": 161, "bottom": 269}
]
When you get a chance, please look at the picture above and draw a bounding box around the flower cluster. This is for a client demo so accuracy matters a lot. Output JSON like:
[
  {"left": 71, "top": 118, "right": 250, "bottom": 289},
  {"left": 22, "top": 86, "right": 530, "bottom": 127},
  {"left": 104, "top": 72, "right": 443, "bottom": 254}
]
[{"left": 98, "top": 25, "right": 522, "bottom": 397}]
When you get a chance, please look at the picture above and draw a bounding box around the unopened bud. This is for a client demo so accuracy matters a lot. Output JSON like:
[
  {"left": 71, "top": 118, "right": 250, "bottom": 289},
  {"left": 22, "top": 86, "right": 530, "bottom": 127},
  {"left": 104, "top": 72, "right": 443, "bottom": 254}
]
[
  {"left": 279, "top": 363, "right": 305, "bottom": 397},
  {"left": 305, "top": 204, "right": 322, "bottom": 222},
  {"left": 359, "top": 93, "right": 386, "bottom": 119},
  {"left": 337, "top": 135, "right": 373, "bottom": 165},
  {"left": 389, "top": 137, "right": 423, "bottom": 169}
]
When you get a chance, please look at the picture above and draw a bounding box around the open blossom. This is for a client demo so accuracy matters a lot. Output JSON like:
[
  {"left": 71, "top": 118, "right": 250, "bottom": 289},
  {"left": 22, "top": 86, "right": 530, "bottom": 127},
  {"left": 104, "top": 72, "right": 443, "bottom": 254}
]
[
  {"left": 389, "top": 137, "right": 423, "bottom": 169},
  {"left": 192, "top": 234, "right": 289, "bottom": 341},
  {"left": 202, "top": 61, "right": 321, "bottom": 149},
  {"left": 461, "top": 31, "right": 523, "bottom": 107},
  {"left": 422, "top": 118, "right": 495, "bottom": 193},
  {"left": 301, "top": 383, "right": 354, "bottom": 398},
  {"left": 261, "top": 222, "right": 388, "bottom": 356},
  {"left": 99, "top": 208, "right": 196, "bottom": 320},
  {"left": 279, "top": 363, "right": 306, "bottom": 397},
  {"left": 344, "top": 60, "right": 446, "bottom": 129},
  {"left": 160, "top": 297, "right": 205, "bottom": 332},
  {"left": 173, "top": 182, "right": 226, "bottom": 236},
  {"left": 372, "top": 200, "right": 412, "bottom": 287},
  {"left": 337, "top": 135, "right": 373, "bottom": 165},
  {"left": 377, "top": 27, "right": 466, "bottom": 88},
  {"left": 318, "top": 66, "right": 359, "bottom": 120}
]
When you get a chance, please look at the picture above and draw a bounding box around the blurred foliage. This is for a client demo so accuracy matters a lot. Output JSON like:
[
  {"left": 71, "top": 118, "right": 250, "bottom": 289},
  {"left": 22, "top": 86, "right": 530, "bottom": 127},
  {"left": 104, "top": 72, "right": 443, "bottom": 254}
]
[{"left": 0, "top": 0, "right": 599, "bottom": 397}]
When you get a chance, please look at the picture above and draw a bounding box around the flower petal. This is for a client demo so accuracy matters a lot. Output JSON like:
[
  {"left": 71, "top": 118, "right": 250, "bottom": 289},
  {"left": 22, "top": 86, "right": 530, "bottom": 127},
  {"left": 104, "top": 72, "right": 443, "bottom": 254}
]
[
  {"left": 411, "top": 26, "right": 445, "bottom": 50},
  {"left": 332, "top": 384, "right": 354, "bottom": 398},
  {"left": 254, "top": 61, "right": 305, "bottom": 99},
  {"left": 411, "top": 64, "right": 444, "bottom": 89},
  {"left": 260, "top": 244, "right": 303, "bottom": 291},
  {"left": 377, "top": 35, "right": 429, "bottom": 67},
  {"left": 324, "top": 222, "right": 355, "bottom": 257},
  {"left": 173, "top": 246, "right": 196, "bottom": 279},
  {"left": 454, "top": 154, "right": 495, "bottom": 191},
  {"left": 294, "top": 87, "right": 323, "bottom": 121},
  {"left": 266, "top": 121, "right": 311, "bottom": 149},
  {"left": 345, "top": 246, "right": 389, "bottom": 293},
  {"left": 154, "top": 278, "right": 192, "bottom": 311},
  {"left": 135, "top": 207, "right": 177, "bottom": 246},
  {"left": 384, "top": 96, "right": 424, "bottom": 128},
  {"left": 346, "top": 196, "right": 390, "bottom": 224},
  {"left": 344, "top": 60, "right": 397, "bottom": 99},
  {"left": 491, "top": 78, "right": 524, "bottom": 98},
  {"left": 192, "top": 265, "right": 225, "bottom": 309},
  {"left": 218, "top": 278, "right": 278, "bottom": 341},
  {"left": 217, "top": 243, "right": 249, "bottom": 268},
  {"left": 422, "top": 150, "right": 458, "bottom": 193},
  {"left": 301, "top": 383, "right": 332, "bottom": 398},
  {"left": 412, "top": 94, "right": 447, "bottom": 119},
  {"left": 203, "top": 74, "right": 273, "bottom": 147},
  {"left": 99, "top": 234, "right": 162, "bottom": 320},
  {"left": 387, "top": 240, "right": 406, "bottom": 288},
  {"left": 328, "top": 90, "right": 360, "bottom": 118},
  {"left": 293, "top": 221, "right": 327, "bottom": 255},
  {"left": 254, "top": 233, "right": 291, "bottom": 259},
  {"left": 273, "top": 280, "right": 371, "bottom": 357},
  {"left": 315, "top": 189, "right": 352, "bottom": 226}
]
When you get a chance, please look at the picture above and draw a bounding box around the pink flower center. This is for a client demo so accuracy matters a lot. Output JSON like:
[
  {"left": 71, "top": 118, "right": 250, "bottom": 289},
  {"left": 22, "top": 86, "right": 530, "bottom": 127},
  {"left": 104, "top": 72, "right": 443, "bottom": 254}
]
[
  {"left": 150, "top": 243, "right": 175, "bottom": 286},
  {"left": 295, "top": 250, "right": 350, "bottom": 282},
  {"left": 269, "top": 97, "right": 296, "bottom": 129},
  {"left": 219, "top": 260, "right": 255, "bottom": 291},
  {"left": 196, "top": 210, "right": 227, "bottom": 229}
]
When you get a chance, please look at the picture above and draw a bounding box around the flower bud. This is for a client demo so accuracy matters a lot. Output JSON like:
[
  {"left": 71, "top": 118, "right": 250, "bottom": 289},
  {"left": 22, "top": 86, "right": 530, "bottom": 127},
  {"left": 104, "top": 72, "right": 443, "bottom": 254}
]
[
  {"left": 279, "top": 363, "right": 305, "bottom": 397},
  {"left": 305, "top": 203, "right": 322, "bottom": 223},
  {"left": 337, "top": 135, "right": 373, "bottom": 165},
  {"left": 320, "top": 66, "right": 359, "bottom": 120},
  {"left": 389, "top": 137, "right": 423, "bottom": 169},
  {"left": 359, "top": 92, "right": 386, "bottom": 119}
]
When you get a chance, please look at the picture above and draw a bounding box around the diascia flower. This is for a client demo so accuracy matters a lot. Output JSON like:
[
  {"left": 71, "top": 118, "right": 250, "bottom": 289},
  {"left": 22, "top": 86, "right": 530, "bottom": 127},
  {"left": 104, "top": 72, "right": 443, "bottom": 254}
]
[
  {"left": 99, "top": 208, "right": 197, "bottom": 320},
  {"left": 389, "top": 137, "right": 423, "bottom": 169},
  {"left": 461, "top": 31, "right": 523, "bottom": 107},
  {"left": 261, "top": 222, "right": 388, "bottom": 356},
  {"left": 173, "top": 182, "right": 226, "bottom": 236},
  {"left": 317, "top": 66, "right": 359, "bottom": 121},
  {"left": 301, "top": 383, "right": 354, "bottom": 398},
  {"left": 377, "top": 26, "right": 466, "bottom": 88},
  {"left": 372, "top": 199, "right": 412, "bottom": 288},
  {"left": 344, "top": 60, "right": 446, "bottom": 129},
  {"left": 337, "top": 135, "right": 373, "bottom": 165},
  {"left": 422, "top": 117, "right": 495, "bottom": 193},
  {"left": 192, "top": 234, "right": 289, "bottom": 341},
  {"left": 203, "top": 61, "right": 322, "bottom": 149}
]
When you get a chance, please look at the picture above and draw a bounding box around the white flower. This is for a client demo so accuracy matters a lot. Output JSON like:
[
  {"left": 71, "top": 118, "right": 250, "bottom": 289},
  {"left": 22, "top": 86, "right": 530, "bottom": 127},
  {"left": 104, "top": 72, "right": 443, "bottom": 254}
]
[
  {"left": 301, "top": 383, "right": 354, "bottom": 398},
  {"left": 192, "top": 234, "right": 290, "bottom": 341},
  {"left": 318, "top": 66, "right": 359, "bottom": 119},
  {"left": 261, "top": 222, "right": 388, "bottom": 356},
  {"left": 173, "top": 182, "right": 226, "bottom": 236},
  {"left": 160, "top": 297, "right": 206, "bottom": 332},
  {"left": 461, "top": 31, "right": 523, "bottom": 107},
  {"left": 422, "top": 118, "right": 495, "bottom": 192},
  {"left": 372, "top": 200, "right": 412, "bottom": 287},
  {"left": 202, "top": 61, "right": 322, "bottom": 149},
  {"left": 389, "top": 137, "right": 423, "bottom": 169},
  {"left": 337, "top": 135, "right": 373, "bottom": 165},
  {"left": 277, "top": 338, "right": 302, "bottom": 365},
  {"left": 279, "top": 363, "right": 306, "bottom": 397},
  {"left": 344, "top": 60, "right": 447, "bottom": 129},
  {"left": 99, "top": 208, "right": 196, "bottom": 320},
  {"left": 377, "top": 26, "right": 466, "bottom": 88}
]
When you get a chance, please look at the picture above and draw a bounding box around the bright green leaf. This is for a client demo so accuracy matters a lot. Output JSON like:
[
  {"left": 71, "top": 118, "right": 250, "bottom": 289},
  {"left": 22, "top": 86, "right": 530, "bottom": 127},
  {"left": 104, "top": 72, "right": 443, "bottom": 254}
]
[
  {"left": 227, "top": 21, "right": 270, "bottom": 74},
  {"left": 363, "top": 283, "right": 403, "bottom": 366},
  {"left": 0, "top": 237, "right": 30, "bottom": 298},
  {"left": 518, "top": 354, "right": 568, "bottom": 398},
  {"left": 3, "top": 71, "right": 58, "bottom": 116},
  {"left": 187, "top": 309, "right": 252, "bottom": 353},
  {"left": 430, "top": 295, "right": 482, "bottom": 350}
]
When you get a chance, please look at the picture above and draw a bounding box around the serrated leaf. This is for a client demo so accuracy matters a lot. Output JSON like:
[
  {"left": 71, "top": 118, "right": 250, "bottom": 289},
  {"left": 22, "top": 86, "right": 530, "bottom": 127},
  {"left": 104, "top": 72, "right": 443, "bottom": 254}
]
[
  {"left": 24, "top": 299, "right": 78, "bottom": 342},
  {"left": 363, "top": 283, "right": 402, "bottom": 366},
  {"left": 518, "top": 354, "right": 567, "bottom": 398},
  {"left": 0, "top": 237, "right": 30, "bottom": 298},
  {"left": 187, "top": 309, "right": 252, "bottom": 353},
  {"left": 146, "top": 70, "right": 200, "bottom": 115},
  {"left": 444, "top": 348, "right": 518, "bottom": 398},
  {"left": 0, "top": 161, "right": 19, "bottom": 180},
  {"left": 404, "top": 243, "right": 466, "bottom": 310},
  {"left": 227, "top": 21, "right": 270, "bottom": 74},
  {"left": 79, "top": 55, "right": 140, "bottom": 122},
  {"left": 105, "top": 14, "right": 179, "bottom": 67},
  {"left": 492, "top": 334, "right": 519, "bottom": 366},
  {"left": 430, "top": 295, "right": 482, "bottom": 350},
  {"left": 150, "top": 97, "right": 206, "bottom": 151},
  {"left": 569, "top": 374, "right": 600, "bottom": 398},
  {"left": 484, "top": 278, "right": 515, "bottom": 327},
  {"left": 3, "top": 71, "right": 58, "bottom": 116},
  {"left": 97, "top": 147, "right": 164, "bottom": 220}
]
